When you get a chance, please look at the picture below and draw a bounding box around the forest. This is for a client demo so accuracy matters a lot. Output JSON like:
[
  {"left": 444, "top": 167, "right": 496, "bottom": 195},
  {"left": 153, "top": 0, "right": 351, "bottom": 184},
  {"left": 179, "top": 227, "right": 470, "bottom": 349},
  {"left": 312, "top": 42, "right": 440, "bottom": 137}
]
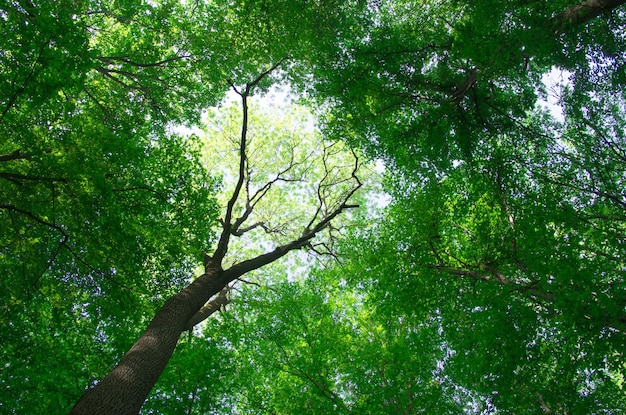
[{"left": 1, "top": 0, "right": 626, "bottom": 414}]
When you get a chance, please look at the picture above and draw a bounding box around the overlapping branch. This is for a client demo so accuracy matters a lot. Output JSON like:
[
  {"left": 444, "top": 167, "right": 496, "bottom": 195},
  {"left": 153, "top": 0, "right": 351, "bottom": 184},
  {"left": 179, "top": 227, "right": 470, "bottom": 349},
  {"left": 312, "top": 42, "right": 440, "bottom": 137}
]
[
  {"left": 190, "top": 61, "right": 362, "bottom": 329},
  {"left": 185, "top": 286, "right": 230, "bottom": 331}
]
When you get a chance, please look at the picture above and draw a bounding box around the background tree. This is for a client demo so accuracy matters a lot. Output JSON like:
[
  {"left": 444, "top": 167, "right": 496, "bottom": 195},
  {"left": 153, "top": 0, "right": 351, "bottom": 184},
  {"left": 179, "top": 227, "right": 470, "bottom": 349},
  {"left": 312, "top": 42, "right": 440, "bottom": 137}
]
[
  {"left": 298, "top": 0, "right": 626, "bottom": 412},
  {"left": 1, "top": 1, "right": 221, "bottom": 411},
  {"left": 310, "top": 0, "right": 626, "bottom": 168}
]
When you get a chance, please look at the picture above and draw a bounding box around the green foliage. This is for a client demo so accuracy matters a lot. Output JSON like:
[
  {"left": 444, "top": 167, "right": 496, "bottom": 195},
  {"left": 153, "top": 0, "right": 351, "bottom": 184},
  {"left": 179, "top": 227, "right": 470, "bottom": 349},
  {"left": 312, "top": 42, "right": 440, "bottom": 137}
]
[
  {"left": 3, "top": 0, "right": 626, "bottom": 414},
  {"left": 310, "top": 0, "right": 626, "bottom": 170},
  {"left": 1, "top": 1, "right": 222, "bottom": 412}
]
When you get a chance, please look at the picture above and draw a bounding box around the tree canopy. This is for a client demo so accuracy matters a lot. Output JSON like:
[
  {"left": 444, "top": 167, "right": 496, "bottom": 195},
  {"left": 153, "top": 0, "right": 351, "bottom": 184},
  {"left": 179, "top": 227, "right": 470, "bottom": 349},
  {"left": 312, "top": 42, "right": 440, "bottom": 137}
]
[{"left": 2, "top": 0, "right": 626, "bottom": 414}]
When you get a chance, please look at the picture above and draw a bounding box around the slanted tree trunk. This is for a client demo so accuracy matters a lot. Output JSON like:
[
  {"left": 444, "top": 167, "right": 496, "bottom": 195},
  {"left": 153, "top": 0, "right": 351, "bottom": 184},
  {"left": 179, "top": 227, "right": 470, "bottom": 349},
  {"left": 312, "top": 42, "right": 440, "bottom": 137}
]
[
  {"left": 70, "top": 263, "right": 228, "bottom": 415},
  {"left": 553, "top": 0, "right": 626, "bottom": 30},
  {"left": 70, "top": 238, "right": 352, "bottom": 414}
]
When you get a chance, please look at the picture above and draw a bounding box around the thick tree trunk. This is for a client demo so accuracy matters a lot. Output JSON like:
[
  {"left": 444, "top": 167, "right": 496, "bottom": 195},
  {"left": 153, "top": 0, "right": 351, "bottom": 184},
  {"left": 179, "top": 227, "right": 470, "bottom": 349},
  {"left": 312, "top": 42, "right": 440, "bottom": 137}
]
[
  {"left": 69, "top": 263, "right": 228, "bottom": 415},
  {"left": 553, "top": 0, "right": 626, "bottom": 30},
  {"left": 68, "top": 243, "right": 316, "bottom": 414}
]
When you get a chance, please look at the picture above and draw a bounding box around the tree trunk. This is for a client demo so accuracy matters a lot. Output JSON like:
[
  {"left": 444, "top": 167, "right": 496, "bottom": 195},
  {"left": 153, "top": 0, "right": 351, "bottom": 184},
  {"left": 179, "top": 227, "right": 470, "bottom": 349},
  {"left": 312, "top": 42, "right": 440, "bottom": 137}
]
[
  {"left": 553, "top": 0, "right": 626, "bottom": 30},
  {"left": 67, "top": 57, "right": 360, "bottom": 415},
  {"left": 69, "top": 263, "right": 227, "bottom": 415},
  {"left": 68, "top": 243, "right": 317, "bottom": 414}
]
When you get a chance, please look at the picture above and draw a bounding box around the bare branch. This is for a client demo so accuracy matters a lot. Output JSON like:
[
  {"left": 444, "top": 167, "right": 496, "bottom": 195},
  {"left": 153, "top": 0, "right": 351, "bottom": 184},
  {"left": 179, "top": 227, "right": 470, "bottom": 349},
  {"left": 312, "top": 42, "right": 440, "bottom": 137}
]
[
  {"left": 235, "top": 278, "right": 264, "bottom": 289},
  {"left": 270, "top": 334, "right": 345, "bottom": 409},
  {"left": 2, "top": 202, "right": 147, "bottom": 295},
  {"left": 231, "top": 221, "right": 266, "bottom": 236},
  {"left": 214, "top": 60, "right": 289, "bottom": 263},
  {"left": 450, "top": 66, "right": 480, "bottom": 102},
  {"left": 248, "top": 155, "right": 303, "bottom": 205},
  {"left": 305, "top": 143, "right": 337, "bottom": 232},
  {"left": 95, "top": 66, "right": 148, "bottom": 92},
  {"left": 222, "top": 151, "right": 361, "bottom": 281},
  {"left": 307, "top": 241, "right": 341, "bottom": 263},
  {"left": 246, "top": 57, "right": 289, "bottom": 92},
  {"left": 230, "top": 145, "right": 308, "bottom": 236},
  {"left": 306, "top": 146, "right": 362, "bottom": 236},
  {"left": 1, "top": 38, "right": 49, "bottom": 123},
  {"left": 428, "top": 264, "right": 496, "bottom": 282}
]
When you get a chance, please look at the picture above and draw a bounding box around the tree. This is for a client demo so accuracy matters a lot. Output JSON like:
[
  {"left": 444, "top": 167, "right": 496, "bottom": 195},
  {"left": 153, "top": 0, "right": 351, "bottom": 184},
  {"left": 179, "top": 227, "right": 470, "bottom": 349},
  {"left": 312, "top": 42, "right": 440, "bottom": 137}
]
[
  {"left": 1, "top": 1, "right": 222, "bottom": 411},
  {"left": 3, "top": 0, "right": 626, "bottom": 413},
  {"left": 299, "top": 1, "right": 626, "bottom": 412},
  {"left": 310, "top": 0, "right": 626, "bottom": 169},
  {"left": 1, "top": 1, "right": 363, "bottom": 413},
  {"left": 68, "top": 64, "right": 362, "bottom": 413}
]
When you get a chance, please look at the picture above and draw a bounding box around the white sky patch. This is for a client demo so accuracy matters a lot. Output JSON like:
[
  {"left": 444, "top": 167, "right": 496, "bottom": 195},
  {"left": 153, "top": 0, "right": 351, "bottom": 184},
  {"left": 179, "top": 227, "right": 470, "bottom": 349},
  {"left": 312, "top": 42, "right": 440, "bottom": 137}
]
[
  {"left": 167, "top": 123, "right": 202, "bottom": 137},
  {"left": 368, "top": 158, "right": 391, "bottom": 213},
  {"left": 538, "top": 66, "right": 572, "bottom": 123}
]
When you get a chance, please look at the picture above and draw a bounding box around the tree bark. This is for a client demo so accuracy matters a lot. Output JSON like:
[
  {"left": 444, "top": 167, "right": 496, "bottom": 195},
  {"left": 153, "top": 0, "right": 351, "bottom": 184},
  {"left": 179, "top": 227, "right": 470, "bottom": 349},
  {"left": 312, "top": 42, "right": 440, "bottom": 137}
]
[
  {"left": 69, "top": 263, "right": 228, "bottom": 415},
  {"left": 69, "top": 233, "right": 344, "bottom": 414},
  {"left": 553, "top": 0, "right": 626, "bottom": 30},
  {"left": 184, "top": 286, "right": 230, "bottom": 331},
  {"left": 0, "top": 149, "right": 28, "bottom": 162}
]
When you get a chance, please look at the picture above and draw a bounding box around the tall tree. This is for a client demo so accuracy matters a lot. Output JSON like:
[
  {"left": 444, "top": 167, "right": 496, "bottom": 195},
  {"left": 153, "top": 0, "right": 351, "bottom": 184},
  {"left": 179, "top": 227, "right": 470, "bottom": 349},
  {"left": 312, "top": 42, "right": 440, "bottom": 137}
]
[
  {"left": 4, "top": 0, "right": 626, "bottom": 413},
  {"left": 68, "top": 66, "right": 362, "bottom": 414},
  {"left": 1, "top": 0, "right": 363, "bottom": 412}
]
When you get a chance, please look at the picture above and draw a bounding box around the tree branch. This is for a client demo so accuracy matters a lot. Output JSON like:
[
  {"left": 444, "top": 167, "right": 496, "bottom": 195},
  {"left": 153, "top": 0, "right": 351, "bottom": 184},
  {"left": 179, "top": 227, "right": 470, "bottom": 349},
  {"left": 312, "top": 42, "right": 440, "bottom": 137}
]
[
  {"left": 213, "top": 86, "right": 250, "bottom": 262},
  {"left": 230, "top": 143, "right": 307, "bottom": 237},
  {"left": 0, "top": 149, "right": 29, "bottom": 162},
  {"left": 552, "top": 0, "right": 626, "bottom": 31},
  {"left": 184, "top": 286, "right": 230, "bottom": 330},
  {"left": 0, "top": 172, "right": 67, "bottom": 185},
  {"left": 305, "top": 145, "right": 361, "bottom": 234},
  {"left": 450, "top": 66, "right": 480, "bottom": 103},
  {"left": 213, "top": 60, "right": 289, "bottom": 263},
  {"left": 231, "top": 221, "right": 267, "bottom": 237},
  {"left": 246, "top": 57, "right": 289, "bottom": 92},
  {"left": 0, "top": 203, "right": 68, "bottom": 243},
  {"left": 223, "top": 150, "right": 361, "bottom": 281}
]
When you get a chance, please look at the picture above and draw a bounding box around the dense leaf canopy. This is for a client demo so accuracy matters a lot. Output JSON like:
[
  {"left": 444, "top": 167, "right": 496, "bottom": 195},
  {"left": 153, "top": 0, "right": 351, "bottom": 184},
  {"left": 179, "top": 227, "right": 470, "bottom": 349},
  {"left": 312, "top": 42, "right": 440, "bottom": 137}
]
[{"left": 2, "top": 0, "right": 625, "bottom": 414}]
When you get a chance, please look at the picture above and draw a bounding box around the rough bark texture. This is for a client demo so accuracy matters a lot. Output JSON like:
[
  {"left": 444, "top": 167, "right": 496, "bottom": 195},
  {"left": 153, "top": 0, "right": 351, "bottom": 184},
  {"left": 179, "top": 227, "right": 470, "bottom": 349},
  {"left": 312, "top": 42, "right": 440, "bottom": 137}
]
[
  {"left": 68, "top": 240, "right": 327, "bottom": 414},
  {"left": 553, "top": 0, "right": 626, "bottom": 29},
  {"left": 69, "top": 263, "right": 228, "bottom": 415}
]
